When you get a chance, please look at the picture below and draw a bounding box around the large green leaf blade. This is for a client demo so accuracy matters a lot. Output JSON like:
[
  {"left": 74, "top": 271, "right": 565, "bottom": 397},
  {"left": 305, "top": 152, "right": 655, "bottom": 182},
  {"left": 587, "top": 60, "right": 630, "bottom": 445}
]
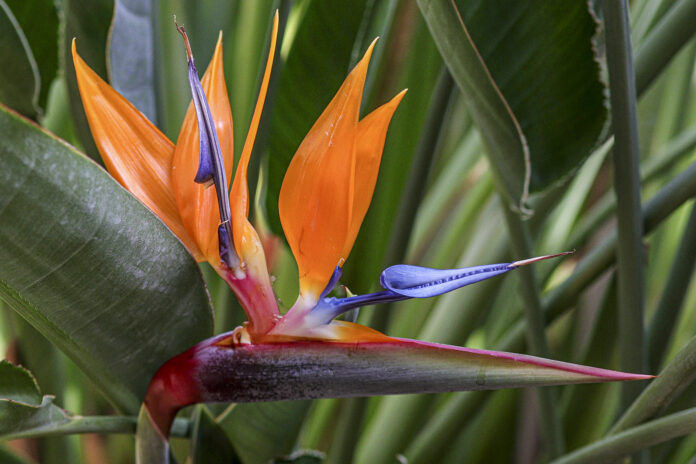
[
  {"left": 0, "top": 106, "right": 214, "bottom": 414},
  {"left": 419, "top": 0, "right": 607, "bottom": 207},
  {"left": 61, "top": 0, "right": 113, "bottom": 158}
]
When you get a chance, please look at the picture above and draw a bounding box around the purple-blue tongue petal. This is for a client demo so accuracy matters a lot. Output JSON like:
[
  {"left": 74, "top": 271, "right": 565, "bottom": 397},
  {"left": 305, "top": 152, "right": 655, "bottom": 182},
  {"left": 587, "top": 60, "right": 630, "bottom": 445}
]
[
  {"left": 176, "top": 24, "right": 238, "bottom": 269},
  {"left": 380, "top": 263, "right": 513, "bottom": 298}
]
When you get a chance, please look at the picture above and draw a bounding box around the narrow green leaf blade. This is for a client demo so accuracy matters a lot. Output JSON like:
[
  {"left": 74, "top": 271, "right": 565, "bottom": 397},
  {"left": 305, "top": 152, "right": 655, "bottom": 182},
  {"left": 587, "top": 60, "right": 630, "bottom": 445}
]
[
  {"left": 190, "top": 406, "right": 240, "bottom": 464},
  {"left": 61, "top": 0, "right": 113, "bottom": 158},
  {"left": 0, "top": 106, "right": 214, "bottom": 414},
  {"left": 107, "top": 0, "right": 158, "bottom": 124},
  {"left": 0, "top": 0, "right": 40, "bottom": 118},
  {"left": 4, "top": 0, "right": 59, "bottom": 110}
]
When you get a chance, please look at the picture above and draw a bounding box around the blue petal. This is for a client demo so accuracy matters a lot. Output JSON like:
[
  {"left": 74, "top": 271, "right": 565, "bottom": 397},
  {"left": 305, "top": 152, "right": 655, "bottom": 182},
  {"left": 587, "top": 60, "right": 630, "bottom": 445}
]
[
  {"left": 311, "top": 291, "right": 406, "bottom": 325},
  {"left": 178, "top": 26, "right": 239, "bottom": 269},
  {"left": 380, "top": 263, "right": 513, "bottom": 298},
  {"left": 320, "top": 266, "right": 343, "bottom": 299}
]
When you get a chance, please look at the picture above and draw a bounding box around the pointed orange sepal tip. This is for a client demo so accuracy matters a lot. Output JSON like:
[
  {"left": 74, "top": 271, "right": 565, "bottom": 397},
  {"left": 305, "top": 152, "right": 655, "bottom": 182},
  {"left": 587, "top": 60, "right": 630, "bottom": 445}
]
[
  {"left": 230, "top": 11, "right": 279, "bottom": 263},
  {"left": 342, "top": 89, "right": 407, "bottom": 258},
  {"left": 279, "top": 40, "right": 377, "bottom": 300},
  {"left": 71, "top": 40, "right": 203, "bottom": 260},
  {"left": 172, "top": 33, "right": 234, "bottom": 266}
]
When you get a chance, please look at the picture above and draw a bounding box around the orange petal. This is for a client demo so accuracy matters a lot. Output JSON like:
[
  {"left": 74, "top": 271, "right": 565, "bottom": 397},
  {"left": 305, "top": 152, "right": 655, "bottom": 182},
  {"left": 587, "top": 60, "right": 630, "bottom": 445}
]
[
  {"left": 72, "top": 40, "right": 202, "bottom": 259},
  {"left": 230, "top": 12, "right": 278, "bottom": 262},
  {"left": 172, "top": 34, "right": 234, "bottom": 265},
  {"left": 279, "top": 41, "right": 376, "bottom": 299},
  {"left": 342, "top": 89, "right": 406, "bottom": 259}
]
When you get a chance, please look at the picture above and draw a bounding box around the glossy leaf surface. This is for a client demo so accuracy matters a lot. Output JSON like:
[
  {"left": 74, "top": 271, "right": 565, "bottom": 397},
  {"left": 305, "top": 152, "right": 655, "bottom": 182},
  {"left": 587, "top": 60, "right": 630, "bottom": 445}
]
[
  {"left": 0, "top": 106, "right": 213, "bottom": 414},
  {"left": 419, "top": 0, "right": 607, "bottom": 207}
]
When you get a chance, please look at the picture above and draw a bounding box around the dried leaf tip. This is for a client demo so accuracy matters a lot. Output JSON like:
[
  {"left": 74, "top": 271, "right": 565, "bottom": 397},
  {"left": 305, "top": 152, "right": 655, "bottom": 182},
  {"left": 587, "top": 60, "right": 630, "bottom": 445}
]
[{"left": 174, "top": 17, "right": 193, "bottom": 62}]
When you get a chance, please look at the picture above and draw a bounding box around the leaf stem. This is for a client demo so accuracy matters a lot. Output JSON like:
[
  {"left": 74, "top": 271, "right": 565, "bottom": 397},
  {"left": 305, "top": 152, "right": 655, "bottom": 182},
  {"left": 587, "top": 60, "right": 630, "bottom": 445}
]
[
  {"left": 647, "top": 202, "right": 696, "bottom": 371},
  {"left": 613, "top": 333, "right": 696, "bottom": 434},
  {"left": 635, "top": 0, "right": 696, "bottom": 95},
  {"left": 549, "top": 407, "right": 696, "bottom": 464},
  {"left": 602, "top": 0, "right": 648, "bottom": 409},
  {"left": 4, "top": 416, "right": 191, "bottom": 440},
  {"left": 501, "top": 205, "right": 565, "bottom": 457}
]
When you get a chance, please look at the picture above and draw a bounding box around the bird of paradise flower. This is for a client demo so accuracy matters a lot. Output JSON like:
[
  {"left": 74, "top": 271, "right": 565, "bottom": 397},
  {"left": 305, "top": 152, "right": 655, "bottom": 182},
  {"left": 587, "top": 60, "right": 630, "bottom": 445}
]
[{"left": 72, "top": 12, "right": 650, "bottom": 462}]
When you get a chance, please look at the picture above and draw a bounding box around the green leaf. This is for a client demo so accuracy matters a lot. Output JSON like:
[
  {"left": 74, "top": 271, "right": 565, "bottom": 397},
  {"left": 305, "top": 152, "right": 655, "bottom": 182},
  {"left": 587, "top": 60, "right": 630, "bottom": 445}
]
[
  {"left": 107, "top": 0, "right": 159, "bottom": 124},
  {"left": 218, "top": 401, "right": 312, "bottom": 464},
  {"left": 0, "top": 105, "right": 214, "bottom": 414},
  {"left": 0, "top": 361, "right": 72, "bottom": 439},
  {"left": 273, "top": 450, "right": 325, "bottom": 464},
  {"left": 61, "top": 0, "right": 114, "bottom": 158},
  {"left": 190, "top": 406, "right": 240, "bottom": 464},
  {"left": 418, "top": 0, "right": 607, "bottom": 208},
  {"left": 4, "top": 0, "right": 59, "bottom": 111},
  {"left": 0, "top": 0, "right": 40, "bottom": 118},
  {"left": 266, "top": 0, "right": 370, "bottom": 235}
]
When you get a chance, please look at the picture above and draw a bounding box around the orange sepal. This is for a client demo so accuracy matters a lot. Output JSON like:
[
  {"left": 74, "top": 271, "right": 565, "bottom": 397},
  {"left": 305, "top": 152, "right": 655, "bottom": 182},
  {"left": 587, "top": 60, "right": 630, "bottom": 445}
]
[
  {"left": 342, "top": 89, "right": 406, "bottom": 259},
  {"left": 279, "top": 41, "right": 376, "bottom": 299},
  {"left": 72, "top": 40, "right": 202, "bottom": 259},
  {"left": 172, "top": 34, "right": 234, "bottom": 265}
]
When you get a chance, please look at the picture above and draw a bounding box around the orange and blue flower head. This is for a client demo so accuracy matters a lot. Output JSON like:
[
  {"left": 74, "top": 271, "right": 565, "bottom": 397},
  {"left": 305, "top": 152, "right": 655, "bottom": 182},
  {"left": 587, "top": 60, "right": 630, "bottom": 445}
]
[{"left": 72, "top": 13, "right": 650, "bottom": 440}]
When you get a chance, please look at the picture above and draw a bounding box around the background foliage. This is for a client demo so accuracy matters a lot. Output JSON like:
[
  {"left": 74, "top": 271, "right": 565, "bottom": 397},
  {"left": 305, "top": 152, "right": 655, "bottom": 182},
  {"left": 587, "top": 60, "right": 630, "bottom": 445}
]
[{"left": 2, "top": 0, "right": 696, "bottom": 462}]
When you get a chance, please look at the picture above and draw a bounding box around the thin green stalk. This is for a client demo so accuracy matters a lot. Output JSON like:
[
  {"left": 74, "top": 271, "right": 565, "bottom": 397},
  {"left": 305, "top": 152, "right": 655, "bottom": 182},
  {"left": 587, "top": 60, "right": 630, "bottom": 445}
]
[
  {"left": 568, "top": 125, "right": 696, "bottom": 251},
  {"left": 501, "top": 205, "right": 565, "bottom": 456},
  {"left": 602, "top": 0, "right": 647, "bottom": 409},
  {"left": 613, "top": 334, "right": 696, "bottom": 434},
  {"left": 635, "top": 0, "right": 696, "bottom": 95},
  {"left": 329, "top": 68, "right": 455, "bottom": 464},
  {"left": 647, "top": 202, "right": 696, "bottom": 371},
  {"left": 550, "top": 407, "right": 696, "bottom": 464},
  {"left": 545, "top": 158, "right": 696, "bottom": 328},
  {"left": 4, "top": 416, "right": 190, "bottom": 440}
]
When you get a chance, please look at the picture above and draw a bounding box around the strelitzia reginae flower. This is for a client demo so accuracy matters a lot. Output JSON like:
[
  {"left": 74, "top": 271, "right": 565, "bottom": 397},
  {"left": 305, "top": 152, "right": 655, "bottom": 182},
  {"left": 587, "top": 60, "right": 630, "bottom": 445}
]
[{"left": 73, "top": 12, "right": 651, "bottom": 455}]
